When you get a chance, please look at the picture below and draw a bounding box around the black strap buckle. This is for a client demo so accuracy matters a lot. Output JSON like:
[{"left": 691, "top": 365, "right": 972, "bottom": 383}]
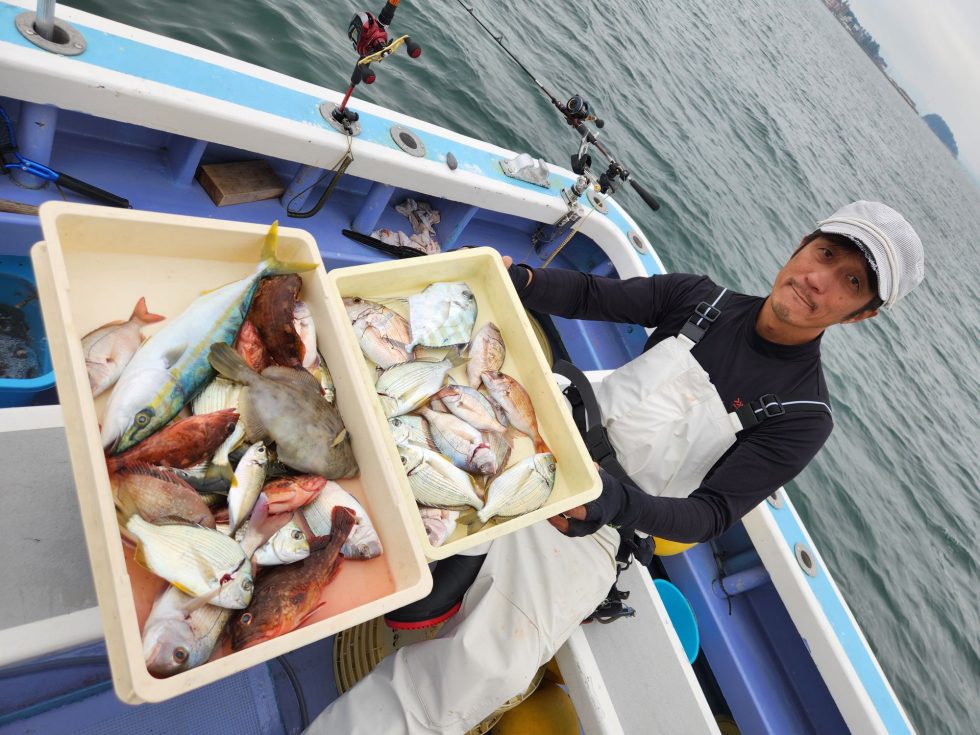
[
  {"left": 694, "top": 301, "right": 721, "bottom": 323},
  {"left": 584, "top": 425, "right": 617, "bottom": 465},
  {"left": 759, "top": 394, "right": 785, "bottom": 417}
]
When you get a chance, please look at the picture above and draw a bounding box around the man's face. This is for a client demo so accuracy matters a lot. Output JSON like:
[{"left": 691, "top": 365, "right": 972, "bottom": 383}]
[{"left": 768, "top": 236, "right": 879, "bottom": 330}]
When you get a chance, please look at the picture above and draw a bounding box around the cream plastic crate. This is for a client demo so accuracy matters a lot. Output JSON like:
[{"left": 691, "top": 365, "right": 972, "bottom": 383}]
[
  {"left": 327, "top": 248, "right": 602, "bottom": 560},
  {"left": 31, "top": 201, "right": 432, "bottom": 704}
]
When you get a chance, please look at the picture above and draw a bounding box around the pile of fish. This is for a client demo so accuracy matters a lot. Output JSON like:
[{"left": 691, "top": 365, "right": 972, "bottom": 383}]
[
  {"left": 344, "top": 280, "right": 557, "bottom": 547},
  {"left": 83, "top": 223, "right": 384, "bottom": 677}
]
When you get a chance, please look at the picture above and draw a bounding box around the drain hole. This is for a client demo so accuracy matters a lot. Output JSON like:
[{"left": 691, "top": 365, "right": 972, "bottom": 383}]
[{"left": 399, "top": 132, "right": 417, "bottom": 149}]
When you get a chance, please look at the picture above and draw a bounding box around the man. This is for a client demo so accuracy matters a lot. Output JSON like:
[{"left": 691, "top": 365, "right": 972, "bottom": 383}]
[{"left": 308, "top": 201, "right": 924, "bottom": 734}]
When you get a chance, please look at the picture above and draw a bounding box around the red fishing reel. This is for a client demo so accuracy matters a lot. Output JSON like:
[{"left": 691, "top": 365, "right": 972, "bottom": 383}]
[{"left": 331, "top": 0, "right": 422, "bottom": 130}]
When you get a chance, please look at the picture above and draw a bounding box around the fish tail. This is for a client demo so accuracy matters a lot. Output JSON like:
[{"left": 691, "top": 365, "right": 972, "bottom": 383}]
[
  {"left": 533, "top": 436, "right": 551, "bottom": 454},
  {"left": 259, "top": 221, "right": 319, "bottom": 276},
  {"left": 131, "top": 296, "right": 166, "bottom": 325},
  {"left": 208, "top": 342, "right": 254, "bottom": 383}
]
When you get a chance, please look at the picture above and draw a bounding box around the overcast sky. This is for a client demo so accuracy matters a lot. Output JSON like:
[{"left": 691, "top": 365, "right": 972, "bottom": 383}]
[{"left": 844, "top": 0, "right": 980, "bottom": 185}]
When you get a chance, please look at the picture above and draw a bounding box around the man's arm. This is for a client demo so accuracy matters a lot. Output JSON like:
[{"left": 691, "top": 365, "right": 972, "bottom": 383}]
[
  {"left": 507, "top": 263, "right": 707, "bottom": 328},
  {"left": 557, "top": 413, "right": 833, "bottom": 543}
]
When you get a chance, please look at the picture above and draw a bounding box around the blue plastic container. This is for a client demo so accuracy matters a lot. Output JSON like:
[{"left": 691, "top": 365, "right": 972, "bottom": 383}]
[
  {"left": 653, "top": 578, "right": 700, "bottom": 664},
  {"left": 0, "top": 254, "right": 56, "bottom": 407}
]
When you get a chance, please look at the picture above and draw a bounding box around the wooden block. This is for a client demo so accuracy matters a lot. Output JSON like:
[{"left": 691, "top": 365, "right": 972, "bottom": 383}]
[{"left": 196, "top": 160, "right": 285, "bottom": 207}]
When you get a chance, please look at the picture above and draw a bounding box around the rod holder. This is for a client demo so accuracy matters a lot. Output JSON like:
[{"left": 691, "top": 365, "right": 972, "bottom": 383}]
[{"left": 16, "top": 1, "right": 86, "bottom": 56}]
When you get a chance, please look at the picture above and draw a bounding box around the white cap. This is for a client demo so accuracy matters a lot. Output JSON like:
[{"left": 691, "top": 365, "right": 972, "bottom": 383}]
[{"left": 816, "top": 201, "right": 924, "bottom": 308}]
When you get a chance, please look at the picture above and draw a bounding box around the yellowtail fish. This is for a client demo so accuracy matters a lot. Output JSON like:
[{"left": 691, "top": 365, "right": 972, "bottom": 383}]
[
  {"left": 82, "top": 296, "right": 165, "bottom": 398},
  {"left": 208, "top": 343, "right": 358, "bottom": 479},
  {"left": 398, "top": 443, "right": 484, "bottom": 510},
  {"left": 142, "top": 585, "right": 234, "bottom": 677},
  {"left": 405, "top": 282, "right": 478, "bottom": 351},
  {"left": 375, "top": 357, "right": 462, "bottom": 417},
  {"left": 344, "top": 296, "right": 417, "bottom": 368},
  {"left": 477, "top": 452, "right": 556, "bottom": 524},
  {"left": 301, "top": 480, "right": 383, "bottom": 560},
  {"left": 102, "top": 222, "right": 317, "bottom": 454},
  {"left": 464, "top": 322, "right": 505, "bottom": 389}
]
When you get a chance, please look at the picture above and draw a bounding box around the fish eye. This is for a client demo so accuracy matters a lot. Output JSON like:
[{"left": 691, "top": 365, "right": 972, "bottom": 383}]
[
  {"left": 135, "top": 409, "right": 152, "bottom": 427},
  {"left": 291, "top": 530, "right": 304, "bottom": 540},
  {"left": 242, "top": 578, "right": 253, "bottom": 592},
  {"left": 240, "top": 612, "right": 253, "bottom": 625},
  {"left": 173, "top": 647, "right": 189, "bottom": 664}
]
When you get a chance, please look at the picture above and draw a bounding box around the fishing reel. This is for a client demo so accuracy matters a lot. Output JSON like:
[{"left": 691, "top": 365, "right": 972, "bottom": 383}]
[
  {"left": 563, "top": 94, "right": 604, "bottom": 129},
  {"left": 326, "top": 0, "right": 423, "bottom": 132}
]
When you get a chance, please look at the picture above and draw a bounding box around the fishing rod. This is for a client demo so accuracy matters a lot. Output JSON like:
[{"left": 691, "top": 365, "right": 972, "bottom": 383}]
[{"left": 454, "top": 0, "right": 661, "bottom": 214}]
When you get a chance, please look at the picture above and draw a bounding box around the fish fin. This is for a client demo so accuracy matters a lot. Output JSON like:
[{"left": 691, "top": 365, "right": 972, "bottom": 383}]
[
  {"left": 208, "top": 342, "right": 253, "bottom": 383},
  {"left": 205, "top": 460, "right": 237, "bottom": 490},
  {"left": 455, "top": 508, "right": 478, "bottom": 525},
  {"left": 162, "top": 344, "right": 187, "bottom": 370},
  {"left": 179, "top": 585, "right": 224, "bottom": 613},
  {"left": 467, "top": 517, "right": 489, "bottom": 533},
  {"left": 171, "top": 580, "right": 197, "bottom": 596},
  {"left": 133, "top": 540, "right": 151, "bottom": 571},
  {"left": 533, "top": 437, "right": 551, "bottom": 454},
  {"left": 259, "top": 221, "right": 319, "bottom": 276},
  {"left": 295, "top": 601, "right": 329, "bottom": 629},
  {"left": 262, "top": 365, "right": 323, "bottom": 394},
  {"left": 131, "top": 296, "right": 166, "bottom": 325},
  {"left": 448, "top": 353, "right": 469, "bottom": 369},
  {"left": 113, "top": 483, "right": 141, "bottom": 522},
  {"left": 237, "top": 395, "right": 269, "bottom": 443},
  {"left": 331, "top": 428, "right": 348, "bottom": 448}
]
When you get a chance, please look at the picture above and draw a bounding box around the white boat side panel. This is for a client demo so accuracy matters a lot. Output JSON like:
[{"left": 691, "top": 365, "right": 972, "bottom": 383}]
[
  {"left": 571, "top": 563, "right": 720, "bottom": 735},
  {"left": 744, "top": 494, "right": 916, "bottom": 735},
  {"left": 0, "top": 606, "right": 103, "bottom": 667}
]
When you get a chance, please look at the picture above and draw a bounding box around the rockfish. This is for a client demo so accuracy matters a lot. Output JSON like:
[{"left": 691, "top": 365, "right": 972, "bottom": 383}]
[
  {"left": 230, "top": 506, "right": 355, "bottom": 650},
  {"left": 105, "top": 409, "right": 239, "bottom": 475},
  {"left": 111, "top": 463, "right": 215, "bottom": 528},
  {"left": 102, "top": 222, "right": 316, "bottom": 454},
  {"left": 82, "top": 297, "right": 165, "bottom": 397},
  {"left": 247, "top": 274, "right": 304, "bottom": 367}
]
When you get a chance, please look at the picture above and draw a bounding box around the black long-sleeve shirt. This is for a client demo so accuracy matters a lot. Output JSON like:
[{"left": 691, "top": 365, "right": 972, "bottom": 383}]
[{"left": 513, "top": 266, "right": 833, "bottom": 542}]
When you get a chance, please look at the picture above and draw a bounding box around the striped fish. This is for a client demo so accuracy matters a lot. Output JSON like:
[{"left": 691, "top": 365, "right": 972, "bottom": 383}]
[
  {"left": 477, "top": 452, "right": 556, "bottom": 523},
  {"left": 398, "top": 443, "right": 484, "bottom": 510},
  {"left": 375, "top": 357, "right": 460, "bottom": 417},
  {"left": 405, "top": 282, "right": 477, "bottom": 351}
]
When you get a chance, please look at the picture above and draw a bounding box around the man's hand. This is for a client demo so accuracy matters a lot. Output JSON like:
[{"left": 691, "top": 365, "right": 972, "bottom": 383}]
[
  {"left": 502, "top": 255, "right": 533, "bottom": 288},
  {"left": 547, "top": 505, "right": 588, "bottom": 534},
  {"left": 502, "top": 255, "right": 513, "bottom": 268}
]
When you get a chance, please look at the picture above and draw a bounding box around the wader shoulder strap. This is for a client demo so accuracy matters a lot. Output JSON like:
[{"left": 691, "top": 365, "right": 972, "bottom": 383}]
[
  {"left": 679, "top": 285, "right": 732, "bottom": 344},
  {"left": 734, "top": 393, "right": 832, "bottom": 430}
]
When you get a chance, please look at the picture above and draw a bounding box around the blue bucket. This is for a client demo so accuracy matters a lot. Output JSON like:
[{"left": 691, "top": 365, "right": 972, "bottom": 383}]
[
  {"left": 0, "top": 255, "right": 56, "bottom": 408},
  {"left": 653, "top": 578, "right": 700, "bottom": 664}
]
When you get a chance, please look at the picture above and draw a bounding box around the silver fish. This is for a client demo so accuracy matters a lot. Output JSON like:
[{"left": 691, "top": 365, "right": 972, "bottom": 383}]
[
  {"left": 293, "top": 300, "right": 319, "bottom": 370},
  {"left": 478, "top": 452, "right": 556, "bottom": 523},
  {"left": 406, "top": 282, "right": 478, "bottom": 351},
  {"left": 230, "top": 518, "right": 310, "bottom": 566},
  {"left": 208, "top": 343, "right": 357, "bottom": 479},
  {"left": 193, "top": 377, "right": 246, "bottom": 483},
  {"left": 227, "top": 441, "right": 268, "bottom": 534},
  {"left": 398, "top": 443, "right": 484, "bottom": 510},
  {"left": 301, "top": 480, "right": 383, "bottom": 560},
  {"left": 142, "top": 585, "right": 233, "bottom": 677},
  {"left": 419, "top": 406, "right": 496, "bottom": 476},
  {"left": 375, "top": 357, "right": 460, "bottom": 418},
  {"left": 387, "top": 414, "right": 433, "bottom": 449},
  {"left": 464, "top": 322, "right": 505, "bottom": 388},
  {"left": 344, "top": 296, "right": 416, "bottom": 368}
]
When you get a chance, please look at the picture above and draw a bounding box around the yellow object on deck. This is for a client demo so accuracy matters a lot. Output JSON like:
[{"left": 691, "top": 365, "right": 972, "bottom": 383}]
[
  {"left": 654, "top": 537, "right": 697, "bottom": 556},
  {"left": 493, "top": 680, "right": 579, "bottom": 734}
]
